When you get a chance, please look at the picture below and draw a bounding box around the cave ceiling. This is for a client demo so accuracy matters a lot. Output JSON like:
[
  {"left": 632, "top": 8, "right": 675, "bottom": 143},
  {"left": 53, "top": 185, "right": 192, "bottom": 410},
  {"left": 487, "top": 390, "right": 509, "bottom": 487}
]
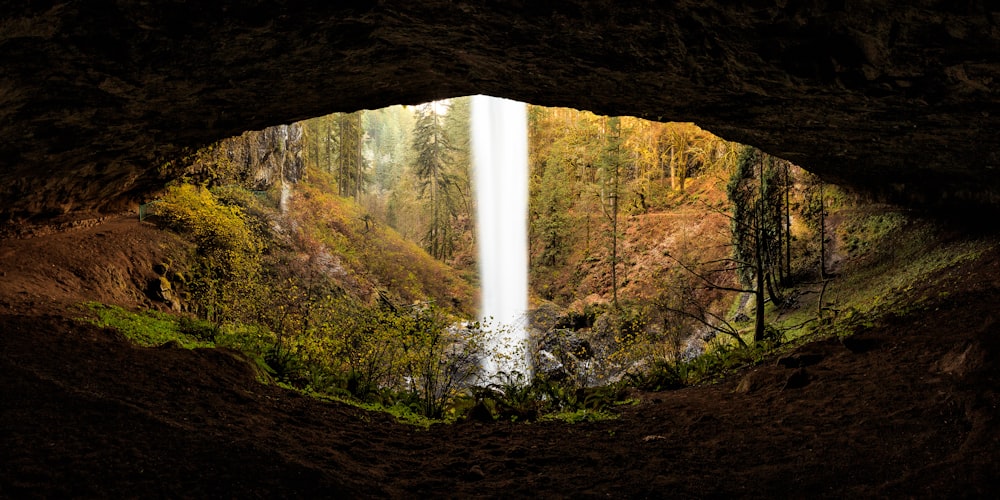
[{"left": 1, "top": 1, "right": 999, "bottom": 220}]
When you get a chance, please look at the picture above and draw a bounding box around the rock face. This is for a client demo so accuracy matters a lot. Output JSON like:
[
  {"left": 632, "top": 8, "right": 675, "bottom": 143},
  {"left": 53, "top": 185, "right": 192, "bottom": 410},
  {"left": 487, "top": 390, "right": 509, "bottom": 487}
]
[
  {"left": 2, "top": 2, "right": 1000, "bottom": 221},
  {"left": 187, "top": 124, "right": 304, "bottom": 191}
]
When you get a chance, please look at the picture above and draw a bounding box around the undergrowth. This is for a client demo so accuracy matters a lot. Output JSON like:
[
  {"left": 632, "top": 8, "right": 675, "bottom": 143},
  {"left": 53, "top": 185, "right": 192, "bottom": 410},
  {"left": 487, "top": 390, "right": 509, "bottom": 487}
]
[
  {"left": 82, "top": 302, "right": 215, "bottom": 349},
  {"left": 820, "top": 215, "right": 990, "bottom": 341},
  {"left": 629, "top": 335, "right": 784, "bottom": 391},
  {"left": 631, "top": 208, "right": 993, "bottom": 393},
  {"left": 81, "top": 173, "right": 994, "bottom": 428},
  {"left": 78, "top": 301, "right": 629, "bottom": 426}
]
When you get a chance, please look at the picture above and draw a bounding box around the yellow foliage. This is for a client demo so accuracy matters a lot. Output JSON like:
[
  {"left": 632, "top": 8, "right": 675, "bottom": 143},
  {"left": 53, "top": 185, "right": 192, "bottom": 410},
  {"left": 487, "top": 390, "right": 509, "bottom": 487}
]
[
  {"left": 287, "top": 175, "right": 475, "bottom": 315},
  {"left": 151, "top": 182, "right": 263, "bottom": 323},
  {"left": 153, "top": 183, "right": 260, "bottom": 258}
]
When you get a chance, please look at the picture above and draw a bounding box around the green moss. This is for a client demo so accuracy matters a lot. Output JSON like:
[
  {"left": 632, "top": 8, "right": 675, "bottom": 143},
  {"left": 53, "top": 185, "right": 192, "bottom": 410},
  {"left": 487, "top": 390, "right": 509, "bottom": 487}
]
[
  {"left": 539, "top": 408, "right": 619, "bottom": 423},
  {"left": 838, "top": 211, "right": 907, "bottom": 257},
  {"left": 81, "top": 302, "right": 212, "bottom": 349},
  {"left": 311, "top": 394, "right": 443, "bottom": 428},
  {"left": 829, "top": 219, "right": 990, "bottom": 319}
]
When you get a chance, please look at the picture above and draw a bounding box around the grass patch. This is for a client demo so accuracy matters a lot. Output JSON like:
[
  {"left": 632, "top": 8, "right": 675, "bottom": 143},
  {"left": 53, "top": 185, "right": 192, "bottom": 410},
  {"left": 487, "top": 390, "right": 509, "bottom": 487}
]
[
  {"left": 80, "top": 301, "right": 451, "bottom": 427},
  {"left": 839, "top": 211, "right": 907, "bottom": 257},
  {"left": 311, "top": 393, "right": 445, "bottom": 428},
  {"left": 827, "top": 219, "right": 990, "bottom": 319},
  {"left": 82, "top": 302, "right": 214, "bottom": 349},
  {"left": 538, "top": 408, "right": 619, "bottom": 423},
  {"left": 767, "top": 211, "right": 991, "bottom": 350}
]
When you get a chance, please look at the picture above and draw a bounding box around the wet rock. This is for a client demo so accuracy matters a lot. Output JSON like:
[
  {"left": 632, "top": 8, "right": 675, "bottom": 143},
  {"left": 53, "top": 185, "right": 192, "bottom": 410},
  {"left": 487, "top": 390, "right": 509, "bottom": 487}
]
[
  {"left": 536, "top": 349, "right": 566, "bottom": 381},
  {"left": 149, "top": 276, "right": 180, "bottom": 312},
  {"left": 528, "top": 301, "right": 564, "bottom": 334},
  {"left": 540, "top": 329, "right": 594, "bottom": 361},
  {"left": 157, "top": 340, "right": 183, "bottom": 349},
  {"left": 934, "top": 341, "right": 987, "bottom": 378}
]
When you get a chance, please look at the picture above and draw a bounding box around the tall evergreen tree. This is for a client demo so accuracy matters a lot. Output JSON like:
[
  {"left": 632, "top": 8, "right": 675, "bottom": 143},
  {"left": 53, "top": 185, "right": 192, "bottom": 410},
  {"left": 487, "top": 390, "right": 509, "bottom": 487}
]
[
  {"left": 300, "top": 114, "right": 336, "bottom": 173},
  {"left": 533, "top": 160, "right": 570, "bottom": 267},
  {"left": 441, "top": 97, "right": 475, "bottom": 265},
  {"left": 727, "top": 145, "right": 786, "bottom": 342},
  {"left": 411, "top": 102, "right": 462, "bottom": 261},
  {"left": 336, "top": 111, "right": 366, "bottom": 200},
  {"left": 443, "top": 97, "right": 472, "bottom": 217},
  {"left": 366, "top": 105, "right": 414, "bottom": 194},
  {"left": 599, "top": 115, "right": 623, "bottom": 308}
]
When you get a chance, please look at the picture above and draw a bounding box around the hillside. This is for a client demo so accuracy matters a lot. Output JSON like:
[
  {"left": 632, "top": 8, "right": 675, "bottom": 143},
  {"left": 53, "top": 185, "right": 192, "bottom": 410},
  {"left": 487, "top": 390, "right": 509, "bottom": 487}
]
[
  {"left": 534, "top": 174, "right": 733, "bottom": 310},
  {"left": 3, "top": 201, "right": 999, "bottom": 496},
  {"left": 283, "top": 171, "right": 478, "bottom": 315}
]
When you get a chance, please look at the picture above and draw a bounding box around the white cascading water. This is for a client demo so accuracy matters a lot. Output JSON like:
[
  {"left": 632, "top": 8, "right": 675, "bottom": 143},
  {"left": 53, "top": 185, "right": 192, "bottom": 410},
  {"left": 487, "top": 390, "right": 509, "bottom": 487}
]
[
  {"left": 279, "top": 180, "right": 292, "bottom": 213},
  {"left": 471, "top": 95, "right": 531, "bottom": 381}
]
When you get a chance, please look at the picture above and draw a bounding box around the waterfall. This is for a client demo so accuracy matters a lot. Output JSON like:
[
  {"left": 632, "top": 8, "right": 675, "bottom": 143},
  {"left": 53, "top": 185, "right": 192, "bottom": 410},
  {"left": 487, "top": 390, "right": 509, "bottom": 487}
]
[
  {"left": 279, "top": 180, "right": 292, "bottom": 214},
  {"left": 471, "top": 95, "right": 531, "bottom": 381}
]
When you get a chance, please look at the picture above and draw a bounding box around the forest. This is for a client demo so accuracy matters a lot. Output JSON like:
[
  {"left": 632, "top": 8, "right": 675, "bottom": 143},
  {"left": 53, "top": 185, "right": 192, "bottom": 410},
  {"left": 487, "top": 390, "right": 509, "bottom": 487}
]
[{"left": 104, "top": 98, "right": 880, "bottom": 424}]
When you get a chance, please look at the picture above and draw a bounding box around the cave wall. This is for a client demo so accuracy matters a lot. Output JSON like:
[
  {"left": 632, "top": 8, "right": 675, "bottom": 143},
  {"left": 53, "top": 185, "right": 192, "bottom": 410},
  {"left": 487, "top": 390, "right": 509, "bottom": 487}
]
[{"left": 2, "top": 1, "right": 999, "bottom": 221}]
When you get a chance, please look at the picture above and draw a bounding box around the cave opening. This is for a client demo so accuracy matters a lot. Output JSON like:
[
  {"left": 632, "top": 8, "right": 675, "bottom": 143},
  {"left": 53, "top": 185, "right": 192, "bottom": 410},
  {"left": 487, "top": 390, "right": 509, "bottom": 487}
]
[{"left": 161, "top": 87, "right": 833, "bottom": 398}]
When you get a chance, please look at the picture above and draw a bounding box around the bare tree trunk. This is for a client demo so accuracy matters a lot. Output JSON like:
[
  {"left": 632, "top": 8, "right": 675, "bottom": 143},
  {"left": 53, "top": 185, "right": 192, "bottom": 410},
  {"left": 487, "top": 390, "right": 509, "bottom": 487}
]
[
  {"left": 355, "top": 119, "right": 363, "bottom": 201},
  {"left": 337, "top": 115, "right": 347, "bottom": 196},
  {"left": 611, "top": 189, "right": 618, "bottom": 309},
  {"left": 819, "top": 181, "right": 828, "bottom": 280},
  {"left": 754, "top": 156, "right": 767, "bottom": 343},
  {"left": 776, "top": 192, "right": 785, "bottom": 285},
  {"left": 784, "top": 161, "right": 792, "bottom": 280},
  {"left": 765, "top": 270, "right": 783, "bottom": 307},
  {"left": 754, "top": 236, "right": 766, "bottom": 344},
  {"left": 678, "top": 154, "right": 686, "bottom": 193},
  {"left": 326, "top": 117, "right": 334, "bottom": 174},
  {"left": 669, "top": 145, "right": 678, "bottom": 191}
]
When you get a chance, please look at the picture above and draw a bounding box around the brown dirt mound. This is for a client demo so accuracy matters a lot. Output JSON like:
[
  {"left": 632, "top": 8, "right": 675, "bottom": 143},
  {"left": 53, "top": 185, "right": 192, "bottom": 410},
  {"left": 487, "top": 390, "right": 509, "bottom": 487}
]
[
  {"left": 3, "top": 216, "right": 1000, "bottom": 497},
  {"left": 0, "top": 214, "right": 192, "bottom": 315}
]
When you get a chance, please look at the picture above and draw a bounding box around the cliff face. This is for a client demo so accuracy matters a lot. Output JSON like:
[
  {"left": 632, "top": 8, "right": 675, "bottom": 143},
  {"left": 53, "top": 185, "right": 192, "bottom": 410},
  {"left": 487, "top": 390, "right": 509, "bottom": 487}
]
[
  {"left": 187, "top": 124, "right": 304, "bottom": 191},
  {"left": 2, "top": 2, "right": 999, "bottom": 221}
]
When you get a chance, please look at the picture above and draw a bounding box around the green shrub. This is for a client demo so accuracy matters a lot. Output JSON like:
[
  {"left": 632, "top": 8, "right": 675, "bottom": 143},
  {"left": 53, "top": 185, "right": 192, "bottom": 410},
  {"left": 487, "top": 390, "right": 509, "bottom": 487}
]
[
  {"left": 176, "top": 316, "right": 220, "bottom": 341},
  {"left": 263, "top": 345, "right": 310, "bottom": 387},
  {"left": 471, "top": 371, "right": 543, "bottom": 421},
  {"left": 539, "top": 408, "right": 618, "bottom": 423},
  {"left": 151, "top": 182, "right": 263, "bottom": 324},
  {"left": 629, "top": 360, "right": 690, "bottom": 390},
  {"left": 82, "top": 302, "right": 212, "bottom": 349},
  {"left": 468, "top": 372, "right": 632, "bottom": 422}
]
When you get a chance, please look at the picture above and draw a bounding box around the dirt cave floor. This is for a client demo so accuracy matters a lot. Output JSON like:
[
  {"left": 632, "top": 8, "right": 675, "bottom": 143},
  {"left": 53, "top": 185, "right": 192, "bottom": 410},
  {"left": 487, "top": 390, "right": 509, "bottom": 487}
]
[{"left": 2, "top": 215, "right": 1000, "bottom": 498}]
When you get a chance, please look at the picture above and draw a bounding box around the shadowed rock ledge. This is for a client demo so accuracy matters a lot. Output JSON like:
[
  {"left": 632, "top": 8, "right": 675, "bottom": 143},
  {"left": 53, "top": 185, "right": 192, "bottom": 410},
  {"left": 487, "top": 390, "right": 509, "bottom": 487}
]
[{"left": 2, "top": 1, "right": 999, "bottom": 220}]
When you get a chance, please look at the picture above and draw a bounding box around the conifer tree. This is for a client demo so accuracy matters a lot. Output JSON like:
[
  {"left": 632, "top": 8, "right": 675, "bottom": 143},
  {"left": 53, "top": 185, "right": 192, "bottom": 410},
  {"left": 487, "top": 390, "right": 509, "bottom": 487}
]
[
  {"left": 599, "top": 116, "right": 623, "bottom": 308},
  {"left": 411, "top": 102, "right": 462, "bottom": 260},
  {"left": 336, "top": 111, "right": 366, "bottom": 200},
  {"left": 727, "top": 145, "right": 786, "bottom": 342},
  {"left": 533, "top": 160, "right": 570, "bottom": 267},
  {"left": 441, "top": 97, "right": 474, "bottom": 265},
  {"left": 366, "top": 105, "right": 414, "bottom": 194}
]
